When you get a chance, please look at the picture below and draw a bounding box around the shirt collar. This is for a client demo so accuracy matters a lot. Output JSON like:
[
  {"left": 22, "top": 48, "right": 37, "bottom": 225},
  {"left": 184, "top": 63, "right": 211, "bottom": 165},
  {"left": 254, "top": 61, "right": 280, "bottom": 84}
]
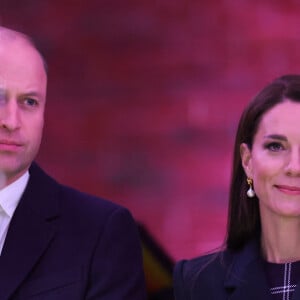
[{"left": 0, "top": 172, "right": 29, "bottom": 217}]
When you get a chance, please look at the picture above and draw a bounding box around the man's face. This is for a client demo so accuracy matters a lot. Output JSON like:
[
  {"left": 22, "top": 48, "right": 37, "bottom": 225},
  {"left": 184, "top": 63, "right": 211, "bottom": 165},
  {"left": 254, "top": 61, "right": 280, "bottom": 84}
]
[{"left": 0, "top": 34, "right": 47, "bottom": 187}]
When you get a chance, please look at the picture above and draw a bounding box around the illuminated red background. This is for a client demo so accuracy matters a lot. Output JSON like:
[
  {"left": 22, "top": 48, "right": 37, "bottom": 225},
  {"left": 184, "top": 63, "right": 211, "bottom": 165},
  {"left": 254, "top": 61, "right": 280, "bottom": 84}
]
[{"left": 3, "top": 0, "right": 300, "bottom": 261}]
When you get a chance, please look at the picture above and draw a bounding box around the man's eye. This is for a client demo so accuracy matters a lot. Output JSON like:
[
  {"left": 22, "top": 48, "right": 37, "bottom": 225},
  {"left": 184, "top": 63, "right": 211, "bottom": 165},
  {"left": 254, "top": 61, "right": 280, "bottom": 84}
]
[
  {"left": 265, "top": 142, "right": 284, "bottom": 152},
  {"left": 24, "top": 98, "right": 38, "bottom": 107}
]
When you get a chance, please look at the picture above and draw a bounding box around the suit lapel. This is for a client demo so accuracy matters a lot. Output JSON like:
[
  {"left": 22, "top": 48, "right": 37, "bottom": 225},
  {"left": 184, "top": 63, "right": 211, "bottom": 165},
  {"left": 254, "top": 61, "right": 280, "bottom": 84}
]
[{"left": 0, "top": 163, "right": 60, "bottom": 300}]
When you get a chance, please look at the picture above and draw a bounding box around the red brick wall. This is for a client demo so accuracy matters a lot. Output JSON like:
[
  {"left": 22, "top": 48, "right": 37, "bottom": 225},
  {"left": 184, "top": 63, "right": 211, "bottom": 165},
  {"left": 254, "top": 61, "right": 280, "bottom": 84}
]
[{"left": 2, "top": 0, "right": 300, "bottom": 260}]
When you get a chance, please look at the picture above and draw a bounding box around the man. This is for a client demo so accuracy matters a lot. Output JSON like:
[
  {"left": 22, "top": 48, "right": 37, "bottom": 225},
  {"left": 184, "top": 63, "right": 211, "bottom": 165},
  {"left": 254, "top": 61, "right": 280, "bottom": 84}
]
[{"left": 0, "top": 26, "right": 146, "bottom": 299}]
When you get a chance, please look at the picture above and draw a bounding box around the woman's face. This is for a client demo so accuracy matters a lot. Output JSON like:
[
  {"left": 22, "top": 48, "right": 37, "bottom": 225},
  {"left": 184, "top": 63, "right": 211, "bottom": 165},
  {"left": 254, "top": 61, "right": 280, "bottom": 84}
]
[{"left": 241, "top": 100, "right": 300, "bottom": 219}]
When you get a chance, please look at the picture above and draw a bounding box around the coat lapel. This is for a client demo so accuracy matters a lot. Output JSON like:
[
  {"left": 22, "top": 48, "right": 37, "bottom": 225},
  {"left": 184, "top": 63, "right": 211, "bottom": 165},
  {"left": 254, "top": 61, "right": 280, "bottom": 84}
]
[
  {"left": 224, "top": 239, "right": 273, "bottom": 300},
  {"left": 227, "top": 260, "right": 272, "bottom": 300},
  {"left": 0, "top": 163, "right": 60, "bottom": 300}
]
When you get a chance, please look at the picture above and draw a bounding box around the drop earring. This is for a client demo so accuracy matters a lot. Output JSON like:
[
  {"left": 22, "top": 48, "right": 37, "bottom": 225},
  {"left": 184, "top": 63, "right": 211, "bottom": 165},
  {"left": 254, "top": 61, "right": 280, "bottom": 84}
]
[{"left": 246, "top": 178, "right": 255, "bottom": 198}]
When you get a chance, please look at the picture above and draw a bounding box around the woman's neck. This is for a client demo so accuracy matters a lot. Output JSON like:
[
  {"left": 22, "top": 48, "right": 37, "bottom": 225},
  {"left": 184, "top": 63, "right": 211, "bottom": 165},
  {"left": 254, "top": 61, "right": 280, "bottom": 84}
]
[{"left": 260, "top": 216, "right": 300, "bottom": 263}]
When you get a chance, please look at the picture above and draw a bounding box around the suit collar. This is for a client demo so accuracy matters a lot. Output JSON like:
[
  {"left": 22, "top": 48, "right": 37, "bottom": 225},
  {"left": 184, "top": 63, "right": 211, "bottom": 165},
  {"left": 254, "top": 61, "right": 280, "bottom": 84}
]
[
  {"left": 23, "top": 162, "right": 60, "bottom": 220},
  {"left": 0, "top": 163, "right": 60, "bottom": 299}
]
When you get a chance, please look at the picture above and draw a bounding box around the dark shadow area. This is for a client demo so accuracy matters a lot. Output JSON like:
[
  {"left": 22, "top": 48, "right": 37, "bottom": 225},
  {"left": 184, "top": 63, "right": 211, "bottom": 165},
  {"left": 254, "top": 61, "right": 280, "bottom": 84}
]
[{"left": 139, "top": 223, "right": 175, "bottom": 300}]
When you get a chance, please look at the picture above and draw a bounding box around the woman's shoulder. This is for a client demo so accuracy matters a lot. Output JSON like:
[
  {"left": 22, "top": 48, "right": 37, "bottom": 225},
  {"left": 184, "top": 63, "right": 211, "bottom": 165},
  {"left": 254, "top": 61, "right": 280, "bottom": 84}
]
[
  {"left": 175, "top": 250, "right": 231, "bottom": 281},
  {"left": 173, "top": 249, "right": 234, "bottom": 299}
]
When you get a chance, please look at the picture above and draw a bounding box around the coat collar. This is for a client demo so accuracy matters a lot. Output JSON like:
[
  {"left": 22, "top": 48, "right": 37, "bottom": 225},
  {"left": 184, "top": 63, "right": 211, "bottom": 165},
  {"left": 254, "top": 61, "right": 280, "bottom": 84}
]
[
  {"left": 223, "top": 237, "right": 300, "bottom": 299},
  {"left": 224, "top": 238, "right": 272, "bottom": 300},
  {"left": 0, "top": 163, "right": 60, "bottom": 299}
]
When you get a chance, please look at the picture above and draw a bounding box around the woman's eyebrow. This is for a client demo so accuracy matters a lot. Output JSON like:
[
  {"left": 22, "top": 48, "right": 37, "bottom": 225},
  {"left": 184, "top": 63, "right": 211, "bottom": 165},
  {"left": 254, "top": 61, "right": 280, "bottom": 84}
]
[{"left": 263, "top": 134, "right": 287, "bottom": 141}]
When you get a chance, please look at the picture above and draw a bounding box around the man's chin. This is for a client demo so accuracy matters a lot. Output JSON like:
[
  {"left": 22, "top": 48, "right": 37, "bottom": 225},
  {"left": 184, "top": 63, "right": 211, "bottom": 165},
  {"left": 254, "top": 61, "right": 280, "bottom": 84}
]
[
  {"left": 0, "top": 162, "right": 30, "bottom": 188},
  {"left": 0, "top": 171, "right": 6, "bottom": 189}
]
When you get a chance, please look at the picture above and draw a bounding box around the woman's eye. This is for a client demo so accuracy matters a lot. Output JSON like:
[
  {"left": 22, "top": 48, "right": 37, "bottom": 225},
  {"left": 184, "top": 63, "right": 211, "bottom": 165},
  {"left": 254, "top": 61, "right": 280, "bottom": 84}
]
[{"left": 265, "top": 142, "right": 284, "bottom": 152}]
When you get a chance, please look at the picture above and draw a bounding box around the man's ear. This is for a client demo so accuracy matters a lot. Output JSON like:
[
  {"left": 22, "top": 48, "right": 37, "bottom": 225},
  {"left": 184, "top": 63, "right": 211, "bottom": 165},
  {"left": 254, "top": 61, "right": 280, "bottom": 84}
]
[{"left": 240, "top": 143, "right": 253, "bottom": 178}]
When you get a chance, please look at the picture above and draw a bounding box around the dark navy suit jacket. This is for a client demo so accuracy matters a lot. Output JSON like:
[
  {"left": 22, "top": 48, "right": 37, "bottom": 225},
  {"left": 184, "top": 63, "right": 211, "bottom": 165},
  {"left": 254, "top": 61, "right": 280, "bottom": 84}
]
[
  {"left": 0, "top": 163, "right": 146, "bottom": 300},
  {"left": 174, "top": 239, "right": 300, "bottom": 299}
]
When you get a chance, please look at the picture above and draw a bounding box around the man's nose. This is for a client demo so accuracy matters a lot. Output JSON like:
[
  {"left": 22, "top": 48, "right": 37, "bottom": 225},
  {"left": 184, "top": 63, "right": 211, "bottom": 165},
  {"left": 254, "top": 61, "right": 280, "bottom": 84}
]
[
  {"left": 0, "top": 100, "right": 21, "bottom": 131},
  {"left": 286, "top": 150, "right": 300, "bottom": 176}
]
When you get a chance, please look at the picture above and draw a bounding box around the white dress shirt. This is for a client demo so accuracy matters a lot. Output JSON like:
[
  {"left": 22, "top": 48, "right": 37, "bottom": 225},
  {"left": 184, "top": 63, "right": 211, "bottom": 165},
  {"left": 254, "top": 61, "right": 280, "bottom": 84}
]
[{"left": 0, "top": 171, "right": 29, "bottom": 254}]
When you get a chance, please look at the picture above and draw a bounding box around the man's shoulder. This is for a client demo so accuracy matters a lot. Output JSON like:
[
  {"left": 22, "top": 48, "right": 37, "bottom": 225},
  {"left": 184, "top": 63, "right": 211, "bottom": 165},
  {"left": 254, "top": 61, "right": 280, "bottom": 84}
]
[
  {"left": 59, "top": 182, "right": 129, "bottom": 219},
  {"left": 29, "top": 163, "right": 131, "bottom": 224}
]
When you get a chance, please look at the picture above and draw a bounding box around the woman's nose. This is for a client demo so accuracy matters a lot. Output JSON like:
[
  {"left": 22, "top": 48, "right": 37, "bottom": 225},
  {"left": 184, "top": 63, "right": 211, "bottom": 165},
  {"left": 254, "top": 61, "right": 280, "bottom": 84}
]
[{"left": 285, "top": 150, "right": 300, "bottom": 176}]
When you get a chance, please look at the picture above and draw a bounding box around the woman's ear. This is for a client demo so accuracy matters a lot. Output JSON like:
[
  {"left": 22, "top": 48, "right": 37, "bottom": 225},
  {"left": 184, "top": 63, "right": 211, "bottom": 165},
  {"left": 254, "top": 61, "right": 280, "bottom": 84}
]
[{"left": 240, "top": 143, "right": 253, "bottom": 178}]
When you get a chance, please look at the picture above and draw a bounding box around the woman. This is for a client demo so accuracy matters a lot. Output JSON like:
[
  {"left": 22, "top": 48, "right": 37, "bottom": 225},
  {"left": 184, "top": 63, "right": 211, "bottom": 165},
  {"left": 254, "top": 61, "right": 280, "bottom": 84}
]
[{"left": 174, "top": 75, "right": 300, "bottom": 299}]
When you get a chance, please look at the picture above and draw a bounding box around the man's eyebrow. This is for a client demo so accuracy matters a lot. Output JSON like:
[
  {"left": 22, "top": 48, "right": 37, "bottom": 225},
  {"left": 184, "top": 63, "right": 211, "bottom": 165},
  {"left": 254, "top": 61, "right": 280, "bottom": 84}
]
[
  {"left": 264, "top": 134, "right": 287, "bottom": 141},
  {"left": 0, "top": 89, "right": 44, "bottom": 98},
  {"left": 23, "top": 91, "right": 44, "bottom": 98}
]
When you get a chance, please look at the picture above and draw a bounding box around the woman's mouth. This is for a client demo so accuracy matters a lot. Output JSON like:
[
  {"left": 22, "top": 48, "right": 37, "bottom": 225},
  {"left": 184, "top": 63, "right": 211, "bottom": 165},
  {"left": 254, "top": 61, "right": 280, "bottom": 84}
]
[{"left": 275, "top": 185, "right": 300, "bottom": 195}]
